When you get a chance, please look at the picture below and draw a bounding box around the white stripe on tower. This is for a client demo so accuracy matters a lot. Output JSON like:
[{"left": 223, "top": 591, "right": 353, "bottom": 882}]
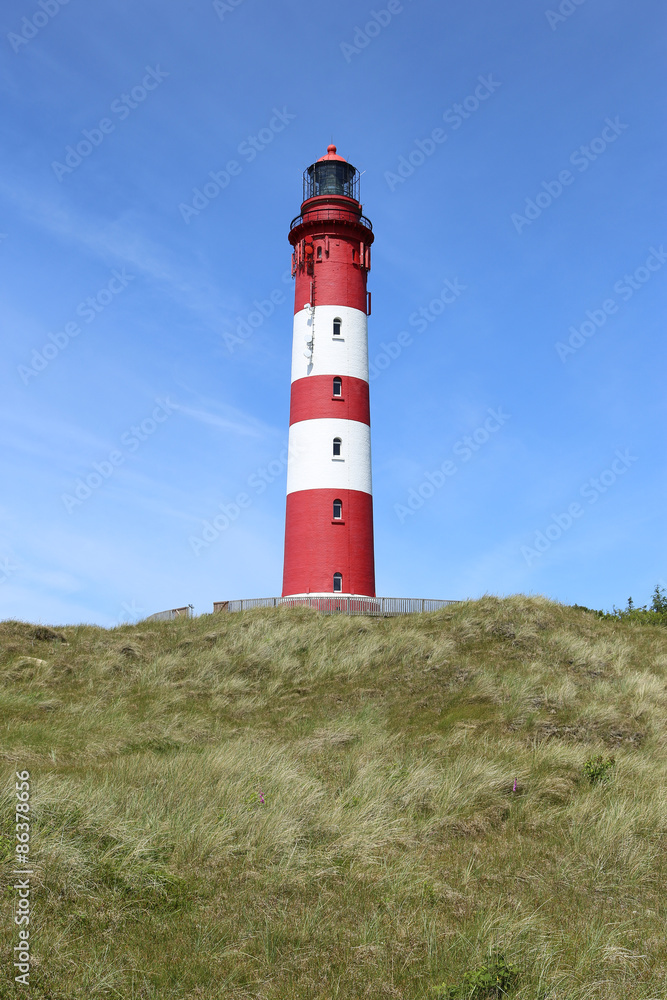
[
  {"left": 286, "top": 412, "right": 372, "bottom": 495},
  {"left": 290, "top": 304, "right": 369, "bottom": 383}
]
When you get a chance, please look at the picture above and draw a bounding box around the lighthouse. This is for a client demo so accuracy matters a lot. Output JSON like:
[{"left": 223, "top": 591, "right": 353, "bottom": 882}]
[{"left": 282, "top": 145, "right": 375, "bottom": 599}]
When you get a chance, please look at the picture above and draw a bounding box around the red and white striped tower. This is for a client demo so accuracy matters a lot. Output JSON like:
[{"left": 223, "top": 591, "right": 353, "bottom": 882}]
[{"left": 282, "top": 145, "right": 375, "bottom": 598}]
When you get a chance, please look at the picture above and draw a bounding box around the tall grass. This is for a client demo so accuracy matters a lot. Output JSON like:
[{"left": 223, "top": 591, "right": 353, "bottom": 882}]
[{"left": 0, "top": 596, "right": 665, "bottom": 998}]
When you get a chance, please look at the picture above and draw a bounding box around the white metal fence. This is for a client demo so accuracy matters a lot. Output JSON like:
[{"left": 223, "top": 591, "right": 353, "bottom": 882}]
[
  {"left": 145, "top": 606, "right": 192, "bottom": 622},
  {"left": 212, "top": 597, "right": 458, "bottom": 616}
]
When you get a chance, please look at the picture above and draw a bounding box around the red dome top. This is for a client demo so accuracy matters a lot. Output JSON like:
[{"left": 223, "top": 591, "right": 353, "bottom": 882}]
[{"left": 317, "top": 144, "right": 347, "bottom": 163}]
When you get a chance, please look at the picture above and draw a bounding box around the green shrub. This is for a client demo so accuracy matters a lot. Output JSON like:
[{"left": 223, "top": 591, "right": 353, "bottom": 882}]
[
  {"left": 433, "top": 951, "right": 519, "bottom": 998},
  {"left": 583, "top": 753, "right": 616, "bottom": 784},
  {"left": 574, "top": 585, "right": 667, "bottom": 626}
]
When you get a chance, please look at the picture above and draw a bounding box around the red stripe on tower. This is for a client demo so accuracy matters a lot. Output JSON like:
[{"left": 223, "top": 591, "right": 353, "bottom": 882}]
[
  {"left": 283, "top": 490, "right": 375, "bottom": 597},
  {"left": 282, "top": 145, "right": 375, "bottom": 598},
  {"left": 289, "top": 375, "right": 370, "bottom": 425}
]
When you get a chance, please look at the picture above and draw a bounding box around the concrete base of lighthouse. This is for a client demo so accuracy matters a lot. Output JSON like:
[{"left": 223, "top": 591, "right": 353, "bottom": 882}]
[{"left": 279, "top": 593, "right": 383, "bottom": 614}]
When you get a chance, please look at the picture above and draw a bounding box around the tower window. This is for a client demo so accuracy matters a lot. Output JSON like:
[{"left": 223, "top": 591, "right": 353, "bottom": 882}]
[
  {"left": 333, "top": 498, "right": 342, "bottom": 519},
  {"left": 317, "top": 246, "right": 322, "bottom": 260},
  {"left": 333, "top": 318, "right": 341, "bottom": 336},
  {"left": 333, "top": 377, "right": 342, "bottom": 396},
  {"left": 333, "top": 573, "right": 343, "bottom": 593},
  {"left": 332, "top": 437, "right": 341, "bottom": 457}
]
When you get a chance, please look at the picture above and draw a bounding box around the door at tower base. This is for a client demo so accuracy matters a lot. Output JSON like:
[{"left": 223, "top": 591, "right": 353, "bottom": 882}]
[{"left": 282, "top": 488, "right": 375, "bottom": 597}]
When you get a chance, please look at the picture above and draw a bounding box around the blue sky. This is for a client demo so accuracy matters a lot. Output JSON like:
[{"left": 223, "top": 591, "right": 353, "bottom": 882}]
[{"left": 1, "top": 0, "right": 665, "bottom": 625}]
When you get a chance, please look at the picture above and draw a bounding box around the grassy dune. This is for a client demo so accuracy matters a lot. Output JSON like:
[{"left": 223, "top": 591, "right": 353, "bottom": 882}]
[{"left": 1, "top": 596, "right": 666, "bottom": 999}]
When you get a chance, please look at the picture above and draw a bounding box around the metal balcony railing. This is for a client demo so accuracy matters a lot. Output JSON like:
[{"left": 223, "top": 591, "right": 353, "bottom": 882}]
[{"left": 290, "top": 209, "right": 373, "bottom": 232}]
